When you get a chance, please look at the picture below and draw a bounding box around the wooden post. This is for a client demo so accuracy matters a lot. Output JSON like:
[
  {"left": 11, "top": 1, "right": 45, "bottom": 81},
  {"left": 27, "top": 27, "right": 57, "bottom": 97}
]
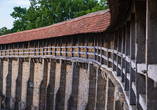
[
  {"left": 100, "top": 34, "right": 103, "bottom": 64},
  {"left": 113, "top": 32, "right": 117, "bottom": 71},
  {"left": 86, "top": 36, "right": 88, "bottom": 59},
  {"left": 38, "top": 41, "right": 40, "bottom": 56},
  {"left": 107, "top": 33, "right": 111, "bottom": 67},
  {"left": 130, "top": 13, "right": 135, "bottom": 60},
  {"left": 117, "top": 28, "right": 122, "bottom": 76},
  {"left": 121, "top": 25, "right": 126, "bottom": 82},
  {"left": 28, "top": 42, "right": 30, "bottom": 56},
  {"left": 46, "top": 40, "right": 48, "bottom": 55},
  {"left": 71, "top": 37, "right": 74, "bottom": 57},
  {"left": 17, "top": 44, "right": 19, "bottom": 56},
  {"left": 97, "top": 34, "right": 100, "bottom": 62},
  {"left": 94, "top": 36, "right": 96, "bottom": 60},
  {"left": 78, "top": 37, "right": 80, "bottom": 58},
  {"left": 1, "top": 45, "right": 2, "bottom": 56},
  {"left": 55, "top": 39, "right": 57, "bottom": 56},
  {"left": 65, "top": 38, "right": 67, "bottom": 57},
  {"left": 42, "top": 41, "right": 44, "bottom": 56},
  {"left": 146, "top": 0, "right": 157, "bottom": 109},
  {"left": 34, "top": 41, "right": 36, "bottom": 56},
  {"left": 135, "top": 1, "right": 146, "bottom": 109},
  {"left": 129, "top": 13, "right": 136, "bottom": 105},
  {"left": 124, "top": 21, "right": 130, "bottom": 91},
  {"left": 50, "top": 40, "right": 52, "bottom": 55},
  {"left": 12, "top": 44, "right": 14, "bottom": 56},
  {"left": 5, "top": 45, "right": 6, "bottom": 56},
  {"left": 8, "top": 45, "right": 10, "bottom": 56},
  {"left": 23, "top": 43, "right": 25, "bottom": 56},
  {"left": 60, "top": 38, "right": 62, "bottom": 56}
]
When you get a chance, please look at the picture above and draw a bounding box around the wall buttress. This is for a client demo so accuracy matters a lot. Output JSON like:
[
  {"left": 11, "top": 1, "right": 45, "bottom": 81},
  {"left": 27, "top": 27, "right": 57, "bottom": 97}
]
[
  {"left": 26, "top": 58, "right": 34, "bottom": 110},
  {"left": 46, "top": 59, "right": 56, "bottom": 110},
  {"left": 68, "top": 62, "right": 79, "bottom": 110}
]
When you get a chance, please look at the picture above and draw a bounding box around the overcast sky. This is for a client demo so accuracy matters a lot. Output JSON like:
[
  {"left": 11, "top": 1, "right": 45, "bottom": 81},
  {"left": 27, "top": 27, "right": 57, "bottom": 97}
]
[{"left": 0, "top": 0, "right": 30, "bottom": 29}]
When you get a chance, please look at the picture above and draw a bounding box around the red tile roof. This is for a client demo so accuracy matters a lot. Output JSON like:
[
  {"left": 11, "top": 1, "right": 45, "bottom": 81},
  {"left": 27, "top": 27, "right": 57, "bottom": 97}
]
[{"left": 0, "top": 9, "right": 110, "bottom": 44}]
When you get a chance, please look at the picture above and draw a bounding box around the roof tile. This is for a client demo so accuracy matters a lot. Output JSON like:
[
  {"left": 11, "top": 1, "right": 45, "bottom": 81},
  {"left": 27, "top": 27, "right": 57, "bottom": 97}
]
[{"left": 0, "top": 9, "right": 110, "bottom": 44}]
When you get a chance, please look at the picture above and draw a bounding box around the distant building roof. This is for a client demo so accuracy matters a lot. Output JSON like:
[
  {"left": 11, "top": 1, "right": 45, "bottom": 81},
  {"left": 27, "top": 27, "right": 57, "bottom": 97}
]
[{"left": 0, "top": 9, "right": 110, "bottom": 44}]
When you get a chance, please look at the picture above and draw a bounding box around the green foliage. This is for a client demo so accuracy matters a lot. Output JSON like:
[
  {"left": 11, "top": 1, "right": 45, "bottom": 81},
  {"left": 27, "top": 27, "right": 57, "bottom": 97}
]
[
  {"left": 0, "top": 27, "right": 11, "bottom": 35},
  {"left": 1, "top": 0, "right": 108, "bottom": 35},
  {"left": 10, "top": 6, "right": 27, "bottom": 32}
]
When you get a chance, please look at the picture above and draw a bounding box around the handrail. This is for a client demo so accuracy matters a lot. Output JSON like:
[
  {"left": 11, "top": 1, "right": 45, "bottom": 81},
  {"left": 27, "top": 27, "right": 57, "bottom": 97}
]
[{"left": 0, "top": 46, "right": 130, "bottom": 71}]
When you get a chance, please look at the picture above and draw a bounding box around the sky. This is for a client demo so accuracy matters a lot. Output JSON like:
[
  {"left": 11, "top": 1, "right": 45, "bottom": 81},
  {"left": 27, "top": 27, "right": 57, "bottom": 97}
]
[{"left": 0, "top": 0, "right": 30, "bottom": 29}]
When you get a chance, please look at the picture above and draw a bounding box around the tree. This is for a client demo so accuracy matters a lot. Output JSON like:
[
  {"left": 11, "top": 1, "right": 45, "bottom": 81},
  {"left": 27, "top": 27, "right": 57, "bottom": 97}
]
[
  {"left": 0, "top": 0, "right": 108, "bottom": 35},
  {"left": 0, "top": 27, "right": 11, "bottom": 35},
  {"left": 10, "top": 6, "right": 27, "bottom": 32}
]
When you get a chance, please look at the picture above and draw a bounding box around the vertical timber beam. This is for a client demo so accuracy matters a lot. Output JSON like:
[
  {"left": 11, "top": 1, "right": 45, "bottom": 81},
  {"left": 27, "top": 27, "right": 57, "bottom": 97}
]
[
  {"left": 50, "top": 40, "right": 52, "bottom": 55},
  {"left": 146, "top": 0, "right": 157, "bottom": 109},
  {"left": 65, "top": 38, "right": 67, "bottom": 57},
  {"left": 38, "top": 41, "right": 40, "bottom": 56},
  {"left": 17, "top": 44, "right": 19, "bottom": 56},
  {"left": 117, "top": 28, "right": 122, "bottom": 76},
  {"left": 1, "top": 45, "right": 2, "bottom": 56},
  {"left": 42, "top": 41, "right": 45, "bottom": 56},
  {"left": 130, "top": 13, "right": 136, "bottom": 105},
  {"left": 121, "top": 25, "right": 126, "bottom": 82},
  {"left": 0, "top": 59, "right": 3, "bottom": 92},
  {"left": 113, "top": 32, "right": 117, "bottom": 71},
  {"left": 5, "top": 45, "right": 6, "bottom": 56},
  {"left": 100, "top": 34, "right": 103, "bottom": 64},
  {"left": 23, "top": 43, "right": 25, "bottom": 56},
  {"left": 107, "top": 33, "right": 112, "bottom": 67},
  {"left": 135, "top": 1, "right": 146, "bottom": 109},
  {"left": 96, "top": 34, "right": 100, "bottom": 62},
  {"left": 135, "top": 1, "right": 146, "bottom": 63},
  {"left": 86, "top": 36, "right": 88, "bottom": 59},
  {"left": 13, "top": 44, "right": 15, "bottom": 56},
  {"left": 125, "top": 21, "right": 130, "bottom": 91},
  {"left": 8, "top": 45, "right": 10, "bottom": 56},
  {"left": 34, "top": 42, "right": 36, "bottom": 56},
  {"left": 28, "top": 42, "right": 30, "bottom": 56},
  {"left": 46, "top": 40, "right": 48, "bottom": 55},
  {"left": 60, "top": 38, "right": 62, "bottom": 56},
  {"left": 78, "top": 37, "right": 80, "bottom": 58},
  {"left": 71, "top": 37, "right": 74, "bottom": 57},
  {"left": 94, "top": 36, "right": 96, "bottom": 60},
  {"left": 55, "top": 39, "right": 57, "bottom": 56}
]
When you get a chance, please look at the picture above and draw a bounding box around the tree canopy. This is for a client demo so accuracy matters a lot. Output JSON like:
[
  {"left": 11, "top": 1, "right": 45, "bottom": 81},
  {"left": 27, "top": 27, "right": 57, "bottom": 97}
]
[{"left": 0, "top": 0, "right": 108, "bottom": 35}]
